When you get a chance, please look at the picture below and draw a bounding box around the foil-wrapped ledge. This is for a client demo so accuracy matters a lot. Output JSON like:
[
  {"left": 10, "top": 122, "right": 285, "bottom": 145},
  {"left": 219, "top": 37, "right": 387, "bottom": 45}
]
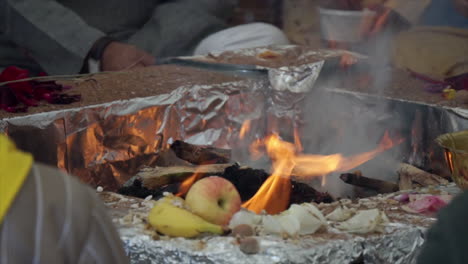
[
  {"left": 101, "top": 184, "right": 460, "bottom": 264},
  {"left": 123, "top": 225, "right": 425, "bottom": 264}
]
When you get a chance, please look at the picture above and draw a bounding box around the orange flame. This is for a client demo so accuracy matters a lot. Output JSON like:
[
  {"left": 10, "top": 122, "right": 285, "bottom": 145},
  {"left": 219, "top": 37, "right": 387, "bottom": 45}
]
[
  {"left": 176, "top": 168, "right": 205, "bottom": 197},
  {"left": 242, "top": 134, "right": 295, "bottom": 214},
  {"left": 242, "top": 131, "right": 403, "bottom": 214},
  {"left": 239, "top": 120, "right": 251, "bottom": 140},
  {"left": 293, "top": 126, "right": 303, "bottom": 152}
]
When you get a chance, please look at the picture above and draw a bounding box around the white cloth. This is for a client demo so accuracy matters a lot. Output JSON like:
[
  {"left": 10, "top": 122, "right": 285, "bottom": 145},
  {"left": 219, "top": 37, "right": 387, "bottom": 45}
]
[
  {"left": 87, "top": 22, "right": 290, "bottom": 73},
  {"left": 194, "top": 22, "right": 290, "bottom": 55}
]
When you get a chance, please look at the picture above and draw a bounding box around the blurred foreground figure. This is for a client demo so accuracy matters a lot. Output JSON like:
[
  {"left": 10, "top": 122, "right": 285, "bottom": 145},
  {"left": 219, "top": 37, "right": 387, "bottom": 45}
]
[
  {"left": 0, "top": 0, "right": 289, "bottom": 74},
  {"left": 0, "top": 135, "right": 129, "bottom": 264},
  {"left": 417, "top": 191, "right": 468, "bottom": 263}
]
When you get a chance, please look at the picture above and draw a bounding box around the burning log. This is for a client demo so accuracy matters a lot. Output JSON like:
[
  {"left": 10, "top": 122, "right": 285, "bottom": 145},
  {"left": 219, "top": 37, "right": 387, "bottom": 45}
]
[
  {"left": 170, "top": 140, "right": 231, "bottom": 165},
  {"left": 340, "top": 171, "right": 399, "bottom": 194},
  {"left": 154, "top": 148, "right": 193, "bottom": 167},
  {"left": 136, "top": 164, "right": 233, "bottom": 189},
  {"left": 397, "top": 163, "right": 449, "bottom": 190},
  {"left": 121, "top": 164, "right": 333, "bottom": 206}
]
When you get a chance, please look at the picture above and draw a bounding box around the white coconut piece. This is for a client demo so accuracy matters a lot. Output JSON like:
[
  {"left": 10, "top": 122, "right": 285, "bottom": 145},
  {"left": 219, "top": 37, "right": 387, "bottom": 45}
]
[
  {"left": 277, "top": 213, "right": 301, "bottom": 236},
  {"left": 228, "top": 210, "right": 262, "bottom": 229},
  {"left": 262, "top": 215, "right": 284, "bottom": 235},
  {"left": 326, "top": 206, "right": 355, "bottom": 222},
  {"left": 288, "top": 204, "right": 324, "bottom": 235},
  {"left": 336, "top": 209, "right": 389, "bottom": 234},
  {"left": 300, "top": 203, "right": 327, "bottom": 223}
]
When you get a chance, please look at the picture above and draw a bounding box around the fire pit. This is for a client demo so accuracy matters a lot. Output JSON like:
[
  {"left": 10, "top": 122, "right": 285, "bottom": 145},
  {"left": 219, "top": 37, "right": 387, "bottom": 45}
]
[
  {"left": 1, "top": 46, "right": 466, "bottom": 263},
  {"left": 101, "top": 182, "right": 459, "bottom": 264}
]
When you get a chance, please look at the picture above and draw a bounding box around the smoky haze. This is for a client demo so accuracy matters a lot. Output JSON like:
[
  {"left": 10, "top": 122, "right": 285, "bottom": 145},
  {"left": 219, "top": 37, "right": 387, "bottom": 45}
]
[{"left": 301, "top": 26, "right": 407, "bottom": 198}]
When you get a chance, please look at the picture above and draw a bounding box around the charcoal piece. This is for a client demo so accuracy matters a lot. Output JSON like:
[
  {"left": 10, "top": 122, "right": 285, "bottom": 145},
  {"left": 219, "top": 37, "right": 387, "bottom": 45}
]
[
  {"left": 118, "top": 178, "right": 178, "bottom": 200},
  {"left": 170, "top": 140, "right": 231, "bottom": 164},
  {"left": 340, "top": 172, "right": 399, "bottom": 194},
  {"left": 219, "top": 164, "right": 333, "bottom": 205},
  {"left": 289, "top": 181, "right": 334, "bottom": 205},
  {"left": 219, "top": 164, "right": 269, "bottom": 201}
]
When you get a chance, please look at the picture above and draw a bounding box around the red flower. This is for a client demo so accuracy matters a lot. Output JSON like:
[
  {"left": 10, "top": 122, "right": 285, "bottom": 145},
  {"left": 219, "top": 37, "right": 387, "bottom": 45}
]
[{"left": 0, "top": 66, "right": 80, "bottom": 113}]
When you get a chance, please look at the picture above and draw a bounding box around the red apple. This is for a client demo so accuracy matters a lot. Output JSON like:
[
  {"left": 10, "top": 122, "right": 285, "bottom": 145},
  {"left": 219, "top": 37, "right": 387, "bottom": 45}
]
[{"left": 185, "top": 176, "right": 241, "bottom": 226}]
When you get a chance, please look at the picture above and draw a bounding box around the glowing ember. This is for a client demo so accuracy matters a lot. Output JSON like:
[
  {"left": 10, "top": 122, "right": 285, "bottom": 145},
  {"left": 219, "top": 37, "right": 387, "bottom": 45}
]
[{"left": 243, "top": 131, "right": 403, "bottom": 214}]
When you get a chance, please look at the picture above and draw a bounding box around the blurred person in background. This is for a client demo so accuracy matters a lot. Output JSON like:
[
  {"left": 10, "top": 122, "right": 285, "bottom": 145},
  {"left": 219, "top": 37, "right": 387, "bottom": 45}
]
[
  {"left": 420, "top": 0, "right": 468, "bottom": 28},
  {"left": 0, "top": 0, "right": 289, "bottom": 75},
  {"left": 0, "top": 134, "right": 129, "bottom": 263},
  {"left": 412, "top": 0, "right": 468, "bottom": 248}
]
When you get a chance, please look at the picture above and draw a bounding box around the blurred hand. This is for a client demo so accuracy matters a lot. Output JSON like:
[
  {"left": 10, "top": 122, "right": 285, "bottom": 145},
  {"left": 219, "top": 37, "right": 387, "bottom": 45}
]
[
  {"left": 101, "top": 42, "right": 155, "bottom": 71},
  {"left": 454, "top": 0, "right": 468, "bottom": 17}
]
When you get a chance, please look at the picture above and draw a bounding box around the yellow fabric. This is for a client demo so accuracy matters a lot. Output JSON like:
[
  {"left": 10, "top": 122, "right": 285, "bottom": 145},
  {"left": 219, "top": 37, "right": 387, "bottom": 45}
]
[{"left": 0, "top": 134, "right": 33, "bottom": 223}]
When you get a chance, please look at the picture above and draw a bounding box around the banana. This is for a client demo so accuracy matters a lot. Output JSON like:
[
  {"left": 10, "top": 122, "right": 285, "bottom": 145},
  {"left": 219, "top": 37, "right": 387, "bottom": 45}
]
[{"left": 148, "top": 200, "right": 224, "bottom": 238}]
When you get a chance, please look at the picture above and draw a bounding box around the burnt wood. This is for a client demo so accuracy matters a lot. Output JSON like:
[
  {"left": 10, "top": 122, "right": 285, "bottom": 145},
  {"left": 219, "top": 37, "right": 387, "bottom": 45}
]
[
  {"left": 340, "top": 172, "right": 399, "bottom": 194},
  {"left": 397, "top": 163, "right": 449, "bottom": 190},
  {"left": 170, "top": 140, "right": 231, "bottom": 165},
  {"left": 120, "top": 164, "right": 334, "bottom": 205}
]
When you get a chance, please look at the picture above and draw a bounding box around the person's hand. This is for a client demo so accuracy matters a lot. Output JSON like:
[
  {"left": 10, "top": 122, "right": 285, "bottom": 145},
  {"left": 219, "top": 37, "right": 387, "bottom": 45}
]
[
  {"left": 101, "top": 42, "right": 155, "bottom": 71},
  {"left": 454, "top": 0, "right": 468, "bottom": 17}
]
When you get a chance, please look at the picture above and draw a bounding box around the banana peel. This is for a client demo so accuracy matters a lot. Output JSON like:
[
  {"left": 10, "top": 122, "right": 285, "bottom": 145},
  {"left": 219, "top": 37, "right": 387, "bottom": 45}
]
[{"left": 148, "top": 200, "right": 224, "bottom": 238}]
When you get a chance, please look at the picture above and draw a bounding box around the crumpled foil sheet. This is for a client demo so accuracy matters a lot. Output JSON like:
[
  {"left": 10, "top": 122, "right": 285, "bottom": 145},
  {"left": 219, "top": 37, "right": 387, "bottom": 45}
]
[
  {"left": 325, "top": 88, "right": 468, "bottom": 173},
  {"left": 122, "top": 227, "right": 425, "bottom": 264},
  {"left": 101, "top": 183, "right": 460, "bottom": 264},
  {"left": 1, "top": 45, "right": 465, "bottom": 263},
  {"left": 103, "top": 183, "right": 461, "bottom": 264},
  {"left": 0, "top": 80, "right": 259, "bottom": 190},
  {"left": 0, "top": 46, "right": 328, "bottom": 191}
]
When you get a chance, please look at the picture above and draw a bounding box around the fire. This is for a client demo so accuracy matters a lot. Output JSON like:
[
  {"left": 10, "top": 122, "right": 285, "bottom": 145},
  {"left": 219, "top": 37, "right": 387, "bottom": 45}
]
[
  {"left": 176, "top": 168, "right": 204, "bottom": 197},
  {"left": 293, "top": 126, "right": 303, "bottom": 152},
  {"left": 239, "top": 120, "right": 251, "bottom": 140},
  {"left": 242, "top": 134, "right": 294, "bottom": 214},
  {"left": 242, "top": 131, "right": 403, "bottom": 214}
]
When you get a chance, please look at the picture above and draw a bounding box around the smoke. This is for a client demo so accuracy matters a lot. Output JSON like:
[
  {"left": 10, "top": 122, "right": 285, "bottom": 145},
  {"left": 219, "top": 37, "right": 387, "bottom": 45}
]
[{"left": 231, "top": 8, "right": 415, "bottom": 198}]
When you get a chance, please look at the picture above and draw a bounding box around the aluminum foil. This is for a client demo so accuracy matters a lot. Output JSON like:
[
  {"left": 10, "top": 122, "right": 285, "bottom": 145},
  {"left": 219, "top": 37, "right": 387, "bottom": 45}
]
[
  {"left": 0, "top": 46, "right": 327, "bottom": 191},
  {"left": 324, "top": 88, "right": 468, "bottom": 174},
  {"left": 1, "top": 80, "right": 262, "bottom": 190},
  {"left": 268, "top": 61, "right": 324, "bottom": 93},
  {"left": 122, "top": 227, "right": 424, "bottom": 264},
  {"left": 1, "top": 45, "right": 465, "bottom": 263},
  {"left": 103, "top": 184, "right": 461, "bottom": 264}
]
